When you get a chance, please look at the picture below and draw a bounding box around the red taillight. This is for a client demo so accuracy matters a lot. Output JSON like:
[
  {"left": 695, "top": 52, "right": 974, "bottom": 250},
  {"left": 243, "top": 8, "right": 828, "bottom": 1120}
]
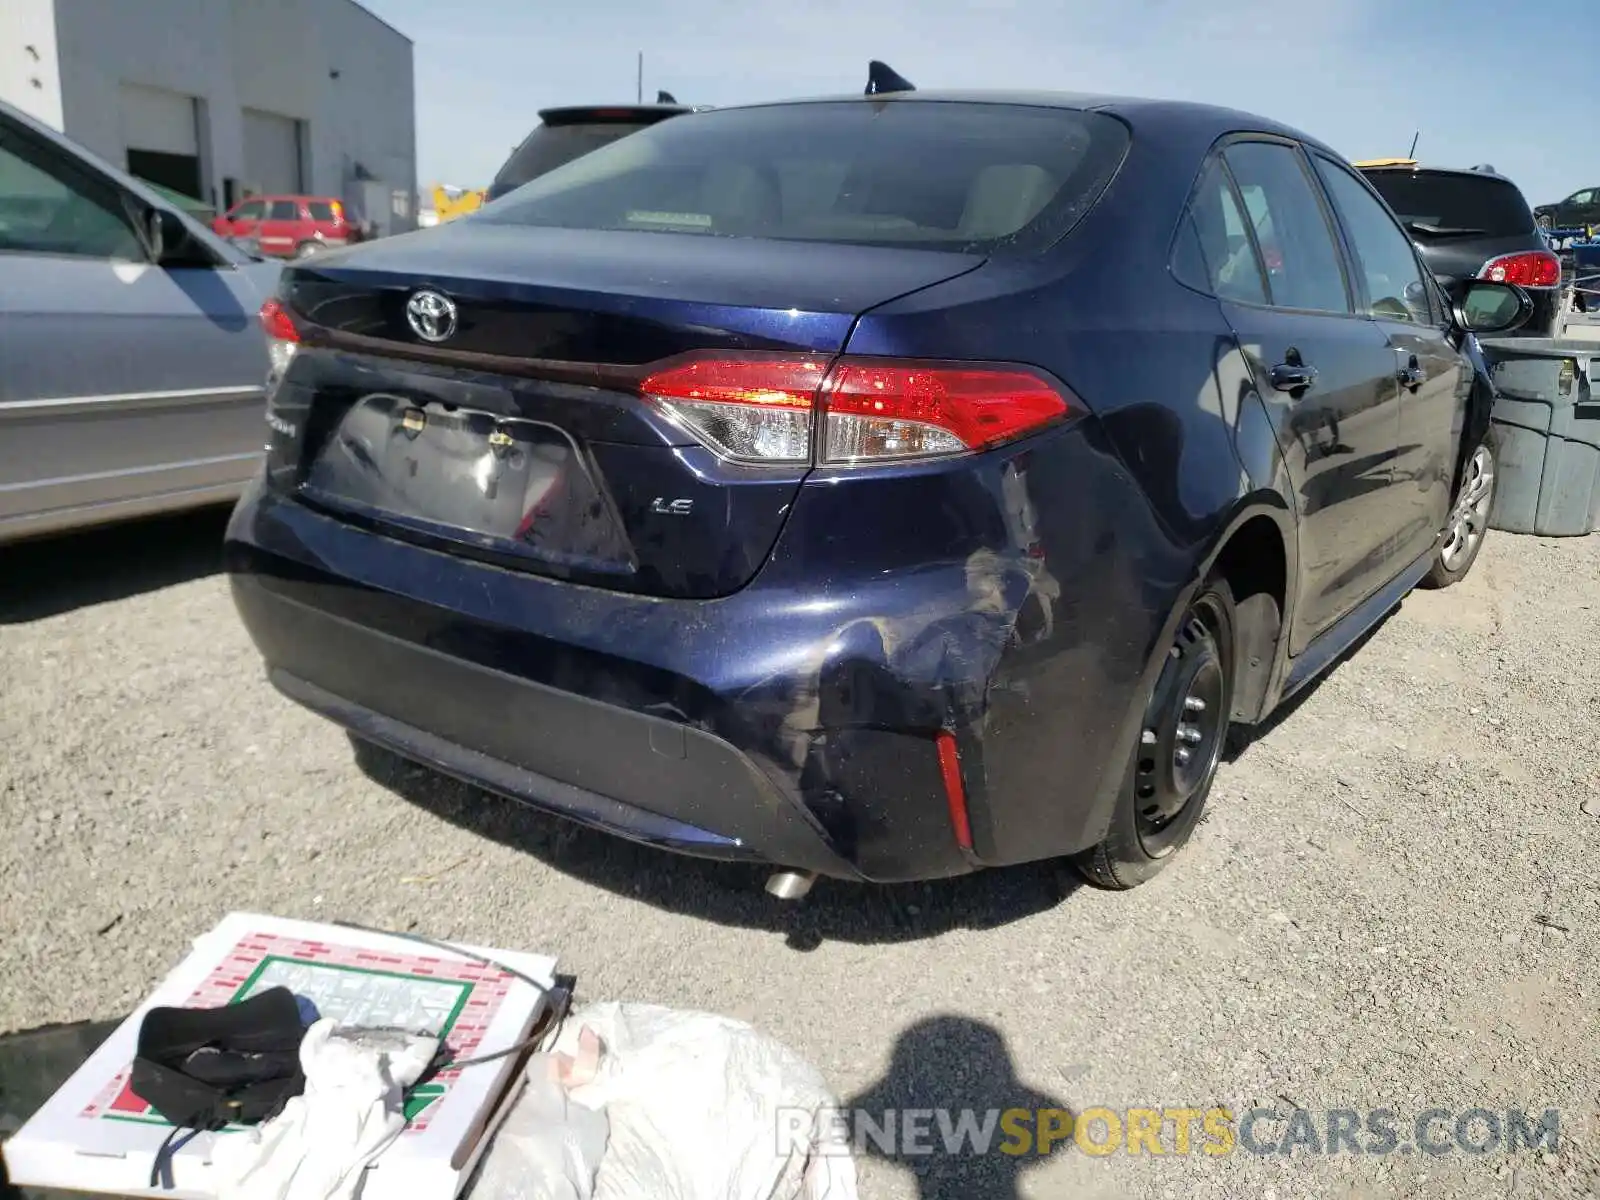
[
  {"left": 259, "top": 298, "right": 299, "bottom": 342},
  {"left": 640, "top": 356, "right": 827, "bottom": 464},
  {"left": 639, "top": 354, "right": 1073, "bottom": 465},
  {"left": 259, "top": 298, "right": 300, "bottom": 383},
  {"left": 822, "top": 362, "right": 1070, "bottom": 463},
  {"left": 1480, "top": 251, "right": 1561, "bottom": 288},
  {"left": 330, "top": 200, "right": 345, "bottom": 222},
  {"left": 935, "top": 731, "right": 973, "bottom": 851}
]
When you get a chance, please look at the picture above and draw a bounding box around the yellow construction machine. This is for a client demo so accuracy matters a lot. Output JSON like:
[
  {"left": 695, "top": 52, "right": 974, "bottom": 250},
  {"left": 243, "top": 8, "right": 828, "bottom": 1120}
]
[{"left": 430, "top": 184, "right": 487, "bottom": 222}]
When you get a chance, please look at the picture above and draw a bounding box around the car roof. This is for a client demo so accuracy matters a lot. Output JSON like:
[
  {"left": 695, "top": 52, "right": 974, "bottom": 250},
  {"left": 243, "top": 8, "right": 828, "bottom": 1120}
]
[
  {"left": 0, "top": 96, "right": 245, "bottom": 262},
  {"left": 699, "top": 90, "right": 1342, "bottom": 158}
]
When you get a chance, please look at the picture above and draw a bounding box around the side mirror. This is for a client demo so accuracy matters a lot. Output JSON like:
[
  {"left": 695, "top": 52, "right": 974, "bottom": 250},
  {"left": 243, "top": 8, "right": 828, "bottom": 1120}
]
[
  {"left": 1450, "top": 279, "right": 1534, "bottom": 335},
  {"left": 137, "top": 205, "right": 167, "bottom": 262},
  {"left": 132, "top": 202, "right": 211, "bottom": 266}
]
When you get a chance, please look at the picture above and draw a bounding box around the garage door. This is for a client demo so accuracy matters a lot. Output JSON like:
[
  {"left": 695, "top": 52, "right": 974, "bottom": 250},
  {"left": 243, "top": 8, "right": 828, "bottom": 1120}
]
[
  {"left": 121, "top": 83, "right": 202, "bottom": 199},
  {"left": 242, "top": 108, "right": 303, "bottom": 195}
]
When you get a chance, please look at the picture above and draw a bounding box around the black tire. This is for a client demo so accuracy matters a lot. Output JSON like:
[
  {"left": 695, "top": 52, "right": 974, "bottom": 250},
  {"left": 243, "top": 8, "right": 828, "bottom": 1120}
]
[
  {"left": 293, "top": 241, "right": 324, "bottom": 259},
  {"left": 1538, "top": 213, "right": 1553, "bottom": 231},
  {"left": 1420, "top": 428, "right": 1497, "bottom": 590},
  {"left": 1074, "top": 576, "right": 1236, "bottom": 890}
]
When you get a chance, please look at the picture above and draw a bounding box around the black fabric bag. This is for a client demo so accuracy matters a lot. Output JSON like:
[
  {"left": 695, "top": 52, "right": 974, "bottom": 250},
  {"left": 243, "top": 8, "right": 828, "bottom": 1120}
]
[{"left": 129, "top": 987, "right": 308, "bottom": 1188}]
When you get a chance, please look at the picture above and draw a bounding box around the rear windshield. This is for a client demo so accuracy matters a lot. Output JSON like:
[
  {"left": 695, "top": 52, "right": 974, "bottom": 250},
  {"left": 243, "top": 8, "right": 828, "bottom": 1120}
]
[
  {"left": 488, "top": 122, "right": 657, "bottom": 198},
  {"left": 476, "top": 101, "right": 1131, "bottom": 255},
  {"left": 1361, "top": 170, "right": 1535, "bottom": 238}
]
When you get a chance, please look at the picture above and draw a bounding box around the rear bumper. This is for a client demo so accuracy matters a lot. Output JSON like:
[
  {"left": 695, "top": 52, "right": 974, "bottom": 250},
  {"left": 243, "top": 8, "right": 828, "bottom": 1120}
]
[
  {"left": 226, "top": 490, "right": 987, "bottom": 882},
  {"left": 243, "top": 580, "right": 834, "bottom": 869},
  {"left": 224, "top": 419, "right": 1180, "bottom": 883}
]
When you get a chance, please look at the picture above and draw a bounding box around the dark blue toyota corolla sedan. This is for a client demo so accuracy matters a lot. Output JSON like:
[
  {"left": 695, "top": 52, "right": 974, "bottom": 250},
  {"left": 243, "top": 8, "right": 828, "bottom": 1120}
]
[{"left": 225, "top": 87, "right": 1530, "bottom": 896}]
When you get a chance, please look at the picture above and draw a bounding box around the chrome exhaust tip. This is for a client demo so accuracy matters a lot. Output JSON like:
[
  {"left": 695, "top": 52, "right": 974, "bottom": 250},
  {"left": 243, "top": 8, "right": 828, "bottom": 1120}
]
[{"left": 765, "top": 870, "right": 816, "bottom": 900}]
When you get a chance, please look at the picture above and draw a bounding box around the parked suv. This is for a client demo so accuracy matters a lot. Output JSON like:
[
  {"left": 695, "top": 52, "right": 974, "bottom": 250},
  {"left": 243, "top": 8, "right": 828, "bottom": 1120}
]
[
  {"left": 1357, "top": 160, "right": 1560, "bottom": 337},
  {"left": 485, "top": 103, "right": 696, "bottom": 202},
  {"left": 212, "top": 194, "right": 360, "bottom": 259}
]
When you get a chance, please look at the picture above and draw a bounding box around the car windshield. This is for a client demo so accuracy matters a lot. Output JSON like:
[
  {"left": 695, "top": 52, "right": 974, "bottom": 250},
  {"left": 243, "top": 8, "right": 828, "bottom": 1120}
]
[
  {"left": 476, "top": 101, "right": 1131, "bottom": 255},
  {"left": 1362, "top": 170, "right": 1534, "bottom": 237},
  {"left": 488, "top": 122, "right": 658, "bottom": 198}
]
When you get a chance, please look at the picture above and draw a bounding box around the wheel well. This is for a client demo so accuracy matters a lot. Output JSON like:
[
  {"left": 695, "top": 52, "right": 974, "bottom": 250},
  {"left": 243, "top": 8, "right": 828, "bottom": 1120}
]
[
  {"left": 1452, "top": 389, "right": 1497, "bottom": 503},
  {"left": 1212, "top": 515, "right": 1286, "bottom": 725}
]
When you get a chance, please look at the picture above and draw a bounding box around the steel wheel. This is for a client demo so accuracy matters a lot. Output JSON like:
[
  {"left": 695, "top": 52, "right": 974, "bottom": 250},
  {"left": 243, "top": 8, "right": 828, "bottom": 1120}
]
[
  {"left": 1440, "top": 442, "right": 1495, "bottom": 573},
  {"left": 1133, "top": 600, "right": 1228, "bottom": 858},
  {"left": 1073, "top": 577, "right": 1237, "bottom": 889}
]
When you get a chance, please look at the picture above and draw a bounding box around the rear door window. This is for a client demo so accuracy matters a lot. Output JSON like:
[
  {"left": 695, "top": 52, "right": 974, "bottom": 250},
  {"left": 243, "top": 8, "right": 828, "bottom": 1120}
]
[
  {"left": 478, "top": 102, "right": 1132, "bottom": 255},
  {"left": 1222, "top": 141, "right": 1352, "bottom": 315},
  {"left": 267, "top": 200, "right": 299, "bottom": 221},
  {"left": 1312, "top": 157, "right": 1432, "bottom": 324},
  {"left": 1361, "top": 171, "right": 1535, "bottom": 238}
]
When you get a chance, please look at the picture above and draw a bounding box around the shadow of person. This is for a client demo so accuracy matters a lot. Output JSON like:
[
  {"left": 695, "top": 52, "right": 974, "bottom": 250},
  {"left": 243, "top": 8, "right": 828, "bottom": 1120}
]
[{"left": 843, "top": 1016, "right": 1072, "bottom": 1199}]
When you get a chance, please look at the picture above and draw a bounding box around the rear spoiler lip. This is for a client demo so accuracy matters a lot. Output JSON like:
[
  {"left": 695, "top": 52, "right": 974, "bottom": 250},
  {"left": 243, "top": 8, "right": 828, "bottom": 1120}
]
[{"left": 534, "top": 104, "right": 696, "bottom": 124}]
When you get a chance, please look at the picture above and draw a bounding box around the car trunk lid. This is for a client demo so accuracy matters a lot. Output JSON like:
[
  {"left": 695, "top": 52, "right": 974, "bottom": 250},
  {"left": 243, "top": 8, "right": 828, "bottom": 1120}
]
[
  {"left": 271, "top": 223, "right": 985, "bottom": 599},
  {"left": 1361, "top": 167, "right": 1544, "bottom": 286}
]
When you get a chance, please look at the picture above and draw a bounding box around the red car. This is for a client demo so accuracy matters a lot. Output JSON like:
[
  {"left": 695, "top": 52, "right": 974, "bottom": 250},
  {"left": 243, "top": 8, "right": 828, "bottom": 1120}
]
[{"left": 212, "top": 194, "right": 359, "bottom": 259}]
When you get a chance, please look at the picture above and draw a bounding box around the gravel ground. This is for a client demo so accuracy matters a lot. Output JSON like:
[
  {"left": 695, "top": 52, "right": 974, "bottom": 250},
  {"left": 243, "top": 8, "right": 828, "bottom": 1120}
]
[{"left": 2, "top": 508, "right": 1598, "bottom": 1200}]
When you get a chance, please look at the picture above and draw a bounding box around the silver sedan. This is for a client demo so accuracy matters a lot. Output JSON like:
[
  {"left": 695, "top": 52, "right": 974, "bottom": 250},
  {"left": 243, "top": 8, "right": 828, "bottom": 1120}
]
[{"left": 0, "top": 98, "right": 281, "bottom": 544}]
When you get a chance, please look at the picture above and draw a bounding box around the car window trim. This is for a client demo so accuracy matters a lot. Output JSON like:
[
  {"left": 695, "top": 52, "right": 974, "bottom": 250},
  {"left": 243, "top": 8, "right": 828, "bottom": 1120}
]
[
  {"left": 1217, "top": 133, "right": 1358, "bottom": 319},
  {"left": 1166, "top": 143, "right": 1275, "bottom": 305},
  {"left": 1308, "top": 150, "right": 1443, "bottom": 329},
  {"left": 1212, "top": 154, "right": 1275, "bottom": 306},
  {"left": 1168, "top": 139, "right": 1368, "bottom": 321},
  {"left": 0, "top": 118, "right": 151, "bottom": 264},
  {"left": 1177, "top": 133, "right": 1367, "bottom": 322}
]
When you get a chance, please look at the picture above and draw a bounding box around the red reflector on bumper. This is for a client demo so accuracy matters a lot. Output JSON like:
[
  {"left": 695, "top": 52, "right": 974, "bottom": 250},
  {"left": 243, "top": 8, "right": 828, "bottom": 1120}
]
[{"left": 936, "top": 731, "right": 972, "bottom": 850}]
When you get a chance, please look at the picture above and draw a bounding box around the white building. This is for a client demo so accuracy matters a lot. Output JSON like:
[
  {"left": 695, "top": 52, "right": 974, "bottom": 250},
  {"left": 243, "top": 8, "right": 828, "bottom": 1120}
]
[{"left": 0, "top": 0, "right": 417, "bottom": 233}]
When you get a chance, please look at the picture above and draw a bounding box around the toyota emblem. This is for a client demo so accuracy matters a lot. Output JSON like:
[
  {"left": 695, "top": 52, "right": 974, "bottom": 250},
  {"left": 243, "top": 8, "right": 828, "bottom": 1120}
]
[{"left": 406, "top": 289, "right": 458, "bottom": 343}]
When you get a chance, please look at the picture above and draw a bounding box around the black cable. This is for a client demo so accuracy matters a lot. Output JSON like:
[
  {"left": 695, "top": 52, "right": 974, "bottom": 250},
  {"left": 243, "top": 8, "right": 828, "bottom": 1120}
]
[
  {"left": 149, "top": 1122, "right": 203, "bottom": 1190},
  {"left": 330, "top": 920, "right": 552, "bottom": 996}
]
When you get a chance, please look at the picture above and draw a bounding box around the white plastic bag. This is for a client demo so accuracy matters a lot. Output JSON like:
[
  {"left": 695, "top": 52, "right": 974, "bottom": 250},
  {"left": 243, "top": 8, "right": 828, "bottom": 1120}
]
[
  {"left": 468, "top": 1029, "right": 610, "bottom": 1200},
  {"left": 474, "top": 1002, "right": 857, "bottom": 1200}
]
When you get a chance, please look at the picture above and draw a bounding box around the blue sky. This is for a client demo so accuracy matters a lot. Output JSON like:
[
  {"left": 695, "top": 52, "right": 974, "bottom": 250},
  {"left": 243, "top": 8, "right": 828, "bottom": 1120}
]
[{"left": 362, "top": 0, "right": 1590, "bottom": 207}]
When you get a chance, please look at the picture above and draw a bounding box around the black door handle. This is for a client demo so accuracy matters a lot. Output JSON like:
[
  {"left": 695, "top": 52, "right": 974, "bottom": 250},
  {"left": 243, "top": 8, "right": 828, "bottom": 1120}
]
[
  {"left": 1269, "top": 362, "right": 1318, "bottom": 392},
  {"left": 1398, "top": 353, "right": 1424, "bottom": 390}
]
